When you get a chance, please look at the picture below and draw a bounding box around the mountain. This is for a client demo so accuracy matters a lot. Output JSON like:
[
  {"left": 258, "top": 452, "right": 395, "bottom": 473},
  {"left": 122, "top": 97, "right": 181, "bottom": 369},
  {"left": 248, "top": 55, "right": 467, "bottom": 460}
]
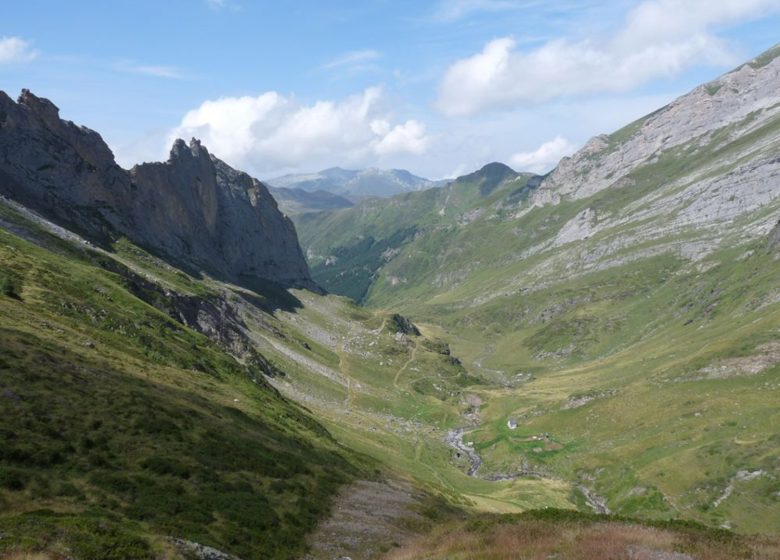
[
  {"left": 268, "top": 166, "right": 439, "bottom": 200},
  {"left": 3, "top": 46, "right": 780, "bottom": 560},
  {"left": 295, "top": 45, "right": 780, "bottom": 533},
  {"left": 0, "top": 90, "right": 313, "bottom": 290},
  {"left": 297, "top": 161, "right": 535, "bottom": 301},
  {"left": 268, "top": 185, "right": 354, "bottom": 215}
]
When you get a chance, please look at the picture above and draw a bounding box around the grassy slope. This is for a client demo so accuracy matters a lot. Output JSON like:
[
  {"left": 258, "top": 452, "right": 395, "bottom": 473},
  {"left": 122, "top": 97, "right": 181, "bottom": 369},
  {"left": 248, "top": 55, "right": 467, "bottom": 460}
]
[
  {"left": 242, "top": 288, "right": 576, "bottom": 516},
  {"left": 0, "top": 209, "right": 363, "bottom": 559},
  {"left": 297, "top": 164, "right": 532, "bottom": 302},
  {"left": 385, "top": 509, "right": 780, "bottom": 560},
  {"left": 292, "top": 99, "right": 780, "bottom": 533}
]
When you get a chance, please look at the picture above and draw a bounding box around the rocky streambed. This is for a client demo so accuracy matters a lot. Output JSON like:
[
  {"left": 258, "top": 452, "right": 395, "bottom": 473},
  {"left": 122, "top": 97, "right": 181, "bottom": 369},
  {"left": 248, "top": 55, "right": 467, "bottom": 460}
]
[
  {"left": 445, "top": 427, "right": 483, "bottom": 476},
  {"left": 444, "top": 427, "right": 611, "bottom": 514}
]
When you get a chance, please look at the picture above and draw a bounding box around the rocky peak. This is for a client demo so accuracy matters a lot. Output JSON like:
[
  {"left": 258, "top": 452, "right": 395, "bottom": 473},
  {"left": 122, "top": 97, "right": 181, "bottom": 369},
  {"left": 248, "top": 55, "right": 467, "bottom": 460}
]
[
  {"left": 0, "top": 89, "right": 316, "bottom": 290},
  {"left": 17, "top": 88, "right": 60, "bottom": 124},
  {"left": 169, "top": 137, "right": 209, "bottom": 162}
]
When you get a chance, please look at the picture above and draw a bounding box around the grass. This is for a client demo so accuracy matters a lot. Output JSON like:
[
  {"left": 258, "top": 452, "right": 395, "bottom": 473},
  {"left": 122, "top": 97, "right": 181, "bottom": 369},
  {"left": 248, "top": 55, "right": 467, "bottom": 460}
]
[
  {"left": 384, "top": 509, "right": 780, "bottom": 560},
  {"left": 0, "top": 224, "right": 364, "bottom": 560},
  {"left": 4, "top": 47, "right": 780, "bottom": 555},
  {"left": 288, "top": 81, "right": 780, "bottom": 537}
]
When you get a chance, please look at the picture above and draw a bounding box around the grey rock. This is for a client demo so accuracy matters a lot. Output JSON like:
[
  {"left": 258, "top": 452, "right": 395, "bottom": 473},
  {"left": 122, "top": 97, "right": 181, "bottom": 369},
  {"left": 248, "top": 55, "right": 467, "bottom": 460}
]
[
  {"left": 535, "top": 50, "right": 780, "bottom": 204},
  {"left": 0, "top": 90, "right": 315, "bottom": 290},
  {"left": 170, "top": 538, "right": 242, "bottom": 560},
  {"left": 767, "top": 219, "right": 780, "bottom": 251}
]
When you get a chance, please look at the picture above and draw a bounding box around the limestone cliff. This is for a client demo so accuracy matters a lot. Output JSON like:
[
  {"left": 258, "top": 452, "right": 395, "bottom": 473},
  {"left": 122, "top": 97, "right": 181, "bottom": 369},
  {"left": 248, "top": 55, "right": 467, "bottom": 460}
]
[{"left": 0, "top": 89, "right": 314, "bottom": 289}]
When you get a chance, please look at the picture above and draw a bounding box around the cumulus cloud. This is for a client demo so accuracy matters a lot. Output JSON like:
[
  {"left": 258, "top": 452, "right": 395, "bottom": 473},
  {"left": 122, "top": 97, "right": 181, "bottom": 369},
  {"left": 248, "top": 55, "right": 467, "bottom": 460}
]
[
  {"left": 373, "top": 120, "right": 429, "bottom": 156},
  {"left": 0, "top": 36, "right": 38, "bottom": 64},
  {"left": 437, "top": 0, "right": 780, "bottom": 115},
  {"left": 510, "top": 136, "right": 576, "bottom": 173},
  {"left": 168, "top": 87, "right": 430, "bottom": 173}
]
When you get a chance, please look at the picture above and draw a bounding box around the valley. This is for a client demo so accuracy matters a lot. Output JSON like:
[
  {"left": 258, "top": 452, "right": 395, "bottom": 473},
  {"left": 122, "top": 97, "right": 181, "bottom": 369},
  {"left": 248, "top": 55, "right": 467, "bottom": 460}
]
[
  {"left": 292, "top": 44, "right": 780, "bottom": 537},
  {"left": 1, "top": 38, "right": 780, "bottom": 560}
]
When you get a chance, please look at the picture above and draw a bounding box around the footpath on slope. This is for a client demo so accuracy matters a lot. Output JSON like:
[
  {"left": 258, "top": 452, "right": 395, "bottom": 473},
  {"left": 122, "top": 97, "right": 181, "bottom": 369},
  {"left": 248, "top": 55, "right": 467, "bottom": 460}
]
[{"left": 302, "top": 478, "right": 426, "bottom": 560}]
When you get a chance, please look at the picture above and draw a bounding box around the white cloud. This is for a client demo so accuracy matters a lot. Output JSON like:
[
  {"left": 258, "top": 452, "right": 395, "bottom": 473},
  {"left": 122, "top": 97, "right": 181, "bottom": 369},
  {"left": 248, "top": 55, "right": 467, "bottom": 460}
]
[
  {"left": 509, "top": 136, "right": 576, "bottom": 173},
  {"left": 437, "top": 0, "right": 780, "bottom": 115},
  {"left": 374, "top": 120, "right": 429, "bottom": 156},
  {"left": 206, "top": 0, "right": 227, "bottom": 9},
  {"left": 433, "top": 0, "right": 518, "bottom": 21},
  {"left": 0, "top": 36, "right": 38, "bottom": 64},
  {"left": 114, "top": 61, "right": 184, "bottom": 79},
  {"left": 168, "top": 87, "right": 430, "bottom": 174},
  {"left": 322, "top": 49, "right": 381, "bottom": 71}
]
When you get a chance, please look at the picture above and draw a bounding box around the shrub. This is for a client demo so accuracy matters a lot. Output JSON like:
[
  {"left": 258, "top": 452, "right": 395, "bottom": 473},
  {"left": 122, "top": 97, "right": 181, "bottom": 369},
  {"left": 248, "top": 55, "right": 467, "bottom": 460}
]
[{"left": 0, "top": 273, "right": 18, "bottom": 298}]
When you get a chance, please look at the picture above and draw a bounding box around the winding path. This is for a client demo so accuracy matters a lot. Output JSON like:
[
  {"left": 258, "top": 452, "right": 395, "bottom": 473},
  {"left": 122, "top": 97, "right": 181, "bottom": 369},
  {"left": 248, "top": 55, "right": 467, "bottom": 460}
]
[{"left": 393, "top": 343, "right": 418, "bottom": 389}]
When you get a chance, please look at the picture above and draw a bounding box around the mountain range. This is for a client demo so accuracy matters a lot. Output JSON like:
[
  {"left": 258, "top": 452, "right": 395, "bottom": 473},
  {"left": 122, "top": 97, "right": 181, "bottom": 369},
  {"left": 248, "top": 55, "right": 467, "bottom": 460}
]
[
  {"left": 268, "top": 166, "right": 441, "bottom": 200},
  {"left": 1, "top": 44, "right": 780, "bottom": 560}
]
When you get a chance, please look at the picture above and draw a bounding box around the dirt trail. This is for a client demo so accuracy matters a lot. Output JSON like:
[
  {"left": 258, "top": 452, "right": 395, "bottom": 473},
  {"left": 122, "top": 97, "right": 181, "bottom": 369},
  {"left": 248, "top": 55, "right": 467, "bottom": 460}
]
[
  {"left": 302, "top": 478, "right": 425, "bottom": 560},
  {"left": 393, "top": 344, "right": 417, "bottom": 389}
]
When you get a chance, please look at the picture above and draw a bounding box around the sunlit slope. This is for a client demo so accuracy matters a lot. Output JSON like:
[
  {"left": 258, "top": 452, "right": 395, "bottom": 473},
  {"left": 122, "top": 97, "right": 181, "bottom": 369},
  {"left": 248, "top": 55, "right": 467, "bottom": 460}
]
[
  {"left": 0, "top": 203, "right": 362, "bottom": 560},
  {"left": 294, "top": 47, "right": 780, "bottom": 533}
]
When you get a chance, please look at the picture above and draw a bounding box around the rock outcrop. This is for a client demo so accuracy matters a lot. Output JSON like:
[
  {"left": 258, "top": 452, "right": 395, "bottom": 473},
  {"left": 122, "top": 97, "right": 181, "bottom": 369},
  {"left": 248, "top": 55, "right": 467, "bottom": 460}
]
[
  {"left": 533, "top": 45, "right": 780, "bottom": 204},
  {"left": 0, "top": 89, "right": 315, "bottom": 289}
]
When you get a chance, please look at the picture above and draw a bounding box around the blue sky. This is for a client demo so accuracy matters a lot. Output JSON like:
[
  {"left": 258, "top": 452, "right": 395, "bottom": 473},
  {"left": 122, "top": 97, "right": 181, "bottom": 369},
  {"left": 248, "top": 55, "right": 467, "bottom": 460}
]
[{"left": 2, "top": 1, "right": 780, "bottom": 179}]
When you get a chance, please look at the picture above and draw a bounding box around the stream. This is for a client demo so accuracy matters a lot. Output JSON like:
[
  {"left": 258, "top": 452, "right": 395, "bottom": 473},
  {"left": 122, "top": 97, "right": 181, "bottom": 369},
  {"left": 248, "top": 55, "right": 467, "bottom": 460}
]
[
  {"left": 444, "top": 427, "right": 611, "bottom": 514},
  {"left": 445, "top": 427, "right": 483, "bottom": 476}
]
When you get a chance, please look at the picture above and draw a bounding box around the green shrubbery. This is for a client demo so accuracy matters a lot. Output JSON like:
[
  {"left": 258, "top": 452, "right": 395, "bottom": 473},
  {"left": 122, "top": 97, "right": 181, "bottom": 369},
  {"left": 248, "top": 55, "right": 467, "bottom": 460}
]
[{"left": 0, "top": 272, "right": 18, "bottom": 297}]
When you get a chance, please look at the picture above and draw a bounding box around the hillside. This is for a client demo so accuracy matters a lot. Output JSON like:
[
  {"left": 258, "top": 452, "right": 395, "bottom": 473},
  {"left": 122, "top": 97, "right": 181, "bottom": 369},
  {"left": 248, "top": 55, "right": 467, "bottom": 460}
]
[
  {"left": 0, "top": 197, "right": 362, "bottom": 559},
  {"left": 268, "top": 186, "right": 354, "bottom": 216},
  {"left": 297, "top": 162, "right": 535, "bottom": 301},
  {"left": 295, "top": 45, "right": 780, "bottom": 533},
  {"left": 0, "top": 91, "right": 366, "bottom": 559},
  {"left": 2, "top": 43, "right": 780, "bottom": 560}
]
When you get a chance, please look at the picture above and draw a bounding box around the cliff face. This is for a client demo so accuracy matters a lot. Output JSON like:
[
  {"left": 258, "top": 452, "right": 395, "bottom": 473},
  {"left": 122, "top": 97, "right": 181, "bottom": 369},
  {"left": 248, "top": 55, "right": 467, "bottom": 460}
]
[
  {"left": 532, "top": 45, "right": 780, "bottom": 205},
  {"left": 0, "top": 89, "right": 314, "bottom": 289},
  {"left": 0, "top": 89, "right": 135, "bottom": 236}
]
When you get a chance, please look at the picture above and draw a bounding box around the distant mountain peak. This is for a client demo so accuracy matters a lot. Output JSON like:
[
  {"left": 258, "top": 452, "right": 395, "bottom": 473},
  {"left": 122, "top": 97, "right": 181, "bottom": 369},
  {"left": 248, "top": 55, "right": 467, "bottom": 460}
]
[
  {"left": 455, "top": 161, "right": 520, "bottom": 196},
  {"left": 267, "top": 166, "right": 436, "bottom": 199}
]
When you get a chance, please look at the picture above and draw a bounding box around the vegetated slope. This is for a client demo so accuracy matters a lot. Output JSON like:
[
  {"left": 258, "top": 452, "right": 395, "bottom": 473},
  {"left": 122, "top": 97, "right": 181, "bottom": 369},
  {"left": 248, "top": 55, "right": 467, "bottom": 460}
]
[
  {"left": 0, "top": 200, "right": 362, "bottom": 560},
  {"left": 386, "top": 509, "right": 780, "bottom": 560},
  {"left": 297, "top": 162, "right": 536, "bottom": 302},
  {"left": 0, "top": 91, "right": 368, "bottom": 559},
  {"left": 268, "top": 167, "right": 438, "bottom": 200},
  {"left": 268, "top": 186, "right": 354, "bottom": 216},
  {"left": 296, "top": 45, "right": 780, "bottom": 533}
]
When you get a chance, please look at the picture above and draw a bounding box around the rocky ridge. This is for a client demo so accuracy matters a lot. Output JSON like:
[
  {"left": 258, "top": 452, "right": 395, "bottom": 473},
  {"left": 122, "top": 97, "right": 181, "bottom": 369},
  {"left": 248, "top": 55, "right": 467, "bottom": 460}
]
[
  {"left": 0, "top": 89, "right": 314, "bottom": 289},
  {"left": 534, "top": 46, "right": 780, "bottom": 204}
]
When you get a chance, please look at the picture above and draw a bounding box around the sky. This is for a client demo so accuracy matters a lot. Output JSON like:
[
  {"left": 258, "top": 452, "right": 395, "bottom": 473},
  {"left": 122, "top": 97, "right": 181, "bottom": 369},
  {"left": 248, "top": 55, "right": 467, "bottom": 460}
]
[{"left": 2, "top": 1, "right": 780, "bottom": 180}]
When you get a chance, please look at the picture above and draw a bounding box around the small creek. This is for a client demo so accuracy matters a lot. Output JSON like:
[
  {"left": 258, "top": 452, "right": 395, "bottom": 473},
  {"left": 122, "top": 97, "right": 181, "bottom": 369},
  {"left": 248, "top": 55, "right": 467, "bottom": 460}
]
[
  {"left": 444, "top": 427, "right": 611, "bottom": 515},
  {"left": 445, "top": 427, "right": 483, "bottom": 476}
]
